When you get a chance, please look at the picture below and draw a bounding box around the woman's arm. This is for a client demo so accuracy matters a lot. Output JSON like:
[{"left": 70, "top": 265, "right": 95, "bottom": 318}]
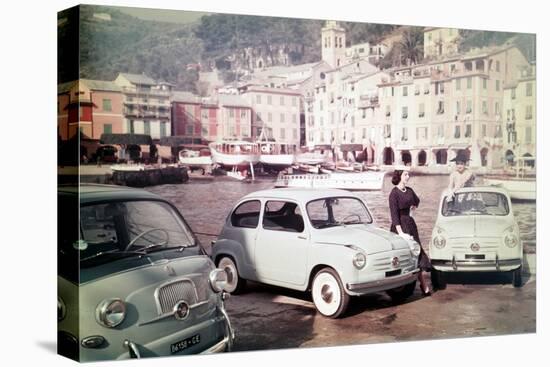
[
  {"left": 389, "top": 190, "right": 403, "bottom": 233},
  {"left": 411, "top": 188, "right": 420, "bottom": 207}
]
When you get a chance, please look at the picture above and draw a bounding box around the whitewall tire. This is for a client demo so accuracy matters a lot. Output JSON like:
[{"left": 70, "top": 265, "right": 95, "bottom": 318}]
[
  {"left": 311, "top": 268, "right": 350, "bottom": 318},
  {"left": 218, "top": 256, "right": 246, "bottom": 294}
]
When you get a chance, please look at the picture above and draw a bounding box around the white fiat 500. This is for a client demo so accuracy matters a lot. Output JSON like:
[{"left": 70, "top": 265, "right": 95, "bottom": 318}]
[
  {"left": 211, "top": 188, "right": 421, "bottom": 318},
  {"left": 430, "top": 186, "right": 523, "bottom": 288}
]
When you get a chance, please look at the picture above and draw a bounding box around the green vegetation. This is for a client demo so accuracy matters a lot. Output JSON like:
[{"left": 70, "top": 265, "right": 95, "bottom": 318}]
[{"left": 57, "top": 5, "right": 536, "bottom": 93}]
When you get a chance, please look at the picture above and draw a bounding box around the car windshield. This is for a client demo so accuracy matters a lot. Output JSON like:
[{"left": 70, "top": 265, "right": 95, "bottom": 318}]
[
  {"left": 442, "top": 192, "right": 510, "bottom": 216},
  {"left": 78, "top": 200, "right": 196, "bottom": 265},
  {"left": 306, "top": 197, "right": 373, "bottom": 229}
]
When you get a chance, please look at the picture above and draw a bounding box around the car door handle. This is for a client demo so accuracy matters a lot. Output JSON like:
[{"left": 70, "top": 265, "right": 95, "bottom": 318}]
[{"left": 297, "top": 235, "right": 307, "bottom": 240}]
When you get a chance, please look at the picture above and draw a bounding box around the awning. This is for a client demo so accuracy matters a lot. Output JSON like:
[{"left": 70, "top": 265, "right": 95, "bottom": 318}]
[
  {"left": 339, "top": 144, "right": 364, "bottom": 151},
  {"left": 100, "top": 133, "right": 153, "bottom": 146},
  {"left": 314, "top": 144, "right": 332, "bottom": 150},
  {"left": 159, "top": 136, "right": 204, "bottom": 147}
]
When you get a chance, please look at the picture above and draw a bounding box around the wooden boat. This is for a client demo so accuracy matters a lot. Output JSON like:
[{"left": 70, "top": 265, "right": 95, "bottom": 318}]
[
  {"left": 209, "top": 141, "right": 260, "bottom": 168},
  {"left": 178, "top": 149, "right": 212, "bottom": 168},
  {"left": 257, "top": 141, "right": 295, "bottom": 171}
]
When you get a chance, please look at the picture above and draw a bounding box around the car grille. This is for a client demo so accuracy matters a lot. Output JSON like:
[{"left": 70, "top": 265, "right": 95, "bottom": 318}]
[
  {"left": 371, "top": 252, "right": 413, "bottom": 272},
  {"left": 156, "top": 277, "right": 209, "bottom": 315},
  {"left": 447, "top": 238, "right": 500, "bottom": 250}
]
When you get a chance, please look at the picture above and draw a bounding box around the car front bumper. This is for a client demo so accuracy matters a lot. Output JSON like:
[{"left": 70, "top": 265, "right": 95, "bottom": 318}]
[
  {"left": 112, "top": 306, "right": 234, "bottom": 360},
  {"left": 431, "top": 256, "right": 522, "bottom": 272},
  {"left": 346, "top": 269, "right": 419, "bottom": 295}
]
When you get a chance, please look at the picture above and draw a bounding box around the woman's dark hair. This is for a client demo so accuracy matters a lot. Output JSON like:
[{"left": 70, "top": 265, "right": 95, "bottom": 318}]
[{"left": 391, "top": 170, "right": 403, "bottom": 186}]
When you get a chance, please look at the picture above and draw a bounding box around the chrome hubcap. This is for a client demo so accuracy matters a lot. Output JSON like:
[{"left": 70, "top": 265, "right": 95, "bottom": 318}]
[{"left": 321, "top": 284, "right": 333, "bottom": 303}]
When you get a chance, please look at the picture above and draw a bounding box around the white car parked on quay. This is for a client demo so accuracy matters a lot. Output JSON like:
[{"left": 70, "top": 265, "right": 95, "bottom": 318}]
[
  {"left": 211, "top": 188, "right": 421, "bottom": 318},
  {"left": 430, "top": 186, "right": 523, "bottom": 288}
]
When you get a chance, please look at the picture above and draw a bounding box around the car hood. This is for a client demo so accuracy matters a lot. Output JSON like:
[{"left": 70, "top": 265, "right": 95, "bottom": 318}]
[
  {"left": 59, "top": 255, "right": 220, "bottom": 347},
  {"left": 312, "top": 224, "right": 410, "bottom": 254},
  {"left": 437, "top": 215, "right": 513, "bottom": 237}
]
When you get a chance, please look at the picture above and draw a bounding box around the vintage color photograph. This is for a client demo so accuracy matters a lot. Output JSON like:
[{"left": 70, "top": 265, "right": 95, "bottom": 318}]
[{"left": 56, "top": 2, "right": 536, "bottom": 363}]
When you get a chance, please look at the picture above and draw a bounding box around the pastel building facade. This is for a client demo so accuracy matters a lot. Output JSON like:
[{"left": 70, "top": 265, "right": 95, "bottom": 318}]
[
  {"left": 240, "top": 86, "right": 302, "bottom": 148},
  {"left": 114, "top": 73, "right": 172, "bottom": 140},
  {"left": 377, "top": 44, "right": 530, "bottom": 168},
  {"left": 502, "top": 64, "right": 536, "bottom": 162},
  {"left": 57, "top": 79, "right": 124, "bottom": 141}
]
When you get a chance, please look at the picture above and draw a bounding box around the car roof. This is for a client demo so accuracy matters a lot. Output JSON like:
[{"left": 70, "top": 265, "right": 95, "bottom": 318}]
[
  {"left": 58, "top": 184, "right": 164, "bottom": 204},
  {"left": 241, "top": 188, "right": 361, "bottom": 203},
  {"left": 454, "top": 185, "right": 511, "bottom": 196}
]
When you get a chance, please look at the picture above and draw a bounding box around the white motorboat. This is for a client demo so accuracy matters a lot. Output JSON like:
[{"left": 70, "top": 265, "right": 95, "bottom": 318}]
[
  {"left": 484, "top": 157, "right": 536, "bottom": 201},
  {"left": 295, "top": 151, "right": 331, "bottom": 165},
  {"left": 483, "top": 178, "right": 535, "bottom": 200},
  {"left": 209, "top": 141, "right": 260, "bottom": 168},
  {"left": 178, "top": 149, "right": 212, "bottom": 167},
  {"left": 257, "top": 141, "right": 295, "bottom": 171},
  {"left": 275, "top": 171, "right": 386, "bottom": 191}
]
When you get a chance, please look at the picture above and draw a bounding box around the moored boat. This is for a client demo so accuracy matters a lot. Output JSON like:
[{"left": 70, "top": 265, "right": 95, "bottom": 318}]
[
  {"left": 178, "top": 148, "right": 213, "bottom": 168},
  {"left": 257, "top": 141, "right": 295, "bottom": 171},
  {"left": 209, "top": 140, "right": 260, "bottom": 168},
  {"left": 274, "top": 171, "right": 386, "bottom": 191},
  {"left": 484, "top": 157, "right": 536, "bottom": 201}
]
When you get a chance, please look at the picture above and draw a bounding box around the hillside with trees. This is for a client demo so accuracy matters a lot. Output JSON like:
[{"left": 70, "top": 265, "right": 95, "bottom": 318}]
[{"left": 58, "top": 5, "right": 535, "bottom": 93}]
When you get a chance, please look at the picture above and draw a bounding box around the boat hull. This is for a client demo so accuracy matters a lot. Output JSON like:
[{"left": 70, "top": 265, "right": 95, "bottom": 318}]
[
  {"left": 484, "top": 178, "right": 536, "bottom": 201},
  {"left": 260, "top": 154, "right": 295, "bottom": 167},
  {"left": 209, "top": 148, "right": 259, "bottom": 168},
  {"left": 275, "top": 171, "right": 386, "bottom": 191},
  {"left": 178, "top": 156, "right": 213, "bottom": 167}
]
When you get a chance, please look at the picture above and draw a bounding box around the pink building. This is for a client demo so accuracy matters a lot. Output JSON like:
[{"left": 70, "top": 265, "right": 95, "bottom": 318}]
[{"left": 57, "top": 79, "right": 124, "bottom": 141}]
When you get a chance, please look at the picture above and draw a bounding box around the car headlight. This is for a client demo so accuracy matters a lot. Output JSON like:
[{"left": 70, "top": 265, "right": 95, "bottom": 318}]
[
  {"left": 209, "top": 268, "right": 228, "bottom": 293},
  {"left": 503, "top": 226, "right": 519, "bottom": 248},
  {"left": 58, "top": 297, "right": 66, "bottom": 322},
  {"left": 352, "top": 252, "right": 367, "bottom": 269},
  {"left": 432, "top": 226, "right": 447, "bottom": 249},
  {"left": 96, "top": 299, "right": 126, "bottom": 328},
  {"left": 346, "top": 245, "right": 367, "bottom": 269},
  {"left": 433, "top": 236, "right": 447, "bottom": 249},
  {"left": 410, "top": 242, "right": 421, "bottom": 257}
]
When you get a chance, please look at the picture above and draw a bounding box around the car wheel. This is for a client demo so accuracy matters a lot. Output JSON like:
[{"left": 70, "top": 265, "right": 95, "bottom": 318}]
[
  {"left": 311, "top": 268, "right": 350, "bottom": 318},
  {"left": 512, "top": 266, "right": 523, "bottom": 288},
  {"left": 218, "top": 256, "right": 246, "bottom": 294},
  {"left": 431, "top": 270, "right": 446, "bottom": 290},
  {"left": 386, "top": 280, "right": 416, "bottom": 303}
]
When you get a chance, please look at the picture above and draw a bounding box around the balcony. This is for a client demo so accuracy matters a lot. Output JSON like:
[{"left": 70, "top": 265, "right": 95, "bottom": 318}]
[{"left": 121, "top": 86, "right": 170, "bottom": 96}]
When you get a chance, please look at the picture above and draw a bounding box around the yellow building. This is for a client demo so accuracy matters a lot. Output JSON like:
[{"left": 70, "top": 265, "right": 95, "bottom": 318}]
[
  {"left": 502, "top": 64, "right": 536, "bottom": 163},
  {"left": 424, "top": 27, "right": 460, "bottom": 59}
]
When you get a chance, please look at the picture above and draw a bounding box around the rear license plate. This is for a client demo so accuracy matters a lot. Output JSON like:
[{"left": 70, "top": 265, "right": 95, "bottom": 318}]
[
  {"left": 465, "top": 254, "right": 485, "bottom": 260},
  {"left": 385, "top": 269, "right": 402, "bottom": 277},
  {"left": 171, "top": 334, "right": 200, "bottom": 354}
]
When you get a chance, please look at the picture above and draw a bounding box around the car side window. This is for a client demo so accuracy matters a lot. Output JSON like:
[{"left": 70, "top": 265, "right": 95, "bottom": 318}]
[
  {"left": 263, "top": 200, "right": 305, "bottom": 233},
  {"left": 231, "top": 200, "right": 261, "bottom": 228}
]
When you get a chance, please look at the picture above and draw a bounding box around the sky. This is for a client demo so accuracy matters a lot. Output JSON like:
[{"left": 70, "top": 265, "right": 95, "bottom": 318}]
[{"left": 115, "top": 5, "right": 207, "bottom": 24}]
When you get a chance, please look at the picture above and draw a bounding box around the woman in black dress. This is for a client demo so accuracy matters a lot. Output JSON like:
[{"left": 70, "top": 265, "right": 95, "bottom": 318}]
[{"left": 389, "top": 169, "right": 432, "bottom": 296}]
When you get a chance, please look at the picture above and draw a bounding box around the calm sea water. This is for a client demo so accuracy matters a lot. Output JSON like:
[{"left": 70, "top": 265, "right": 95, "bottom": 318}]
[{"left": 146, "top": 174, "right": 536, "bottom": 254}]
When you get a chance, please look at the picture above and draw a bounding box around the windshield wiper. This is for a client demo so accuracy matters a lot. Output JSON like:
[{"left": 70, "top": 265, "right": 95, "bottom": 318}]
[
  {"left": 143, "top": 243, "right": 193, "bottom": 253},
  {"left": 341, "top": 219, "right": 365, "bottom": 225},
  {"left": 80, "top": 249, "right": 148, "bottom": 263},
  {"left": 316, "top": 222, "right": 342, "bottom": 229}
]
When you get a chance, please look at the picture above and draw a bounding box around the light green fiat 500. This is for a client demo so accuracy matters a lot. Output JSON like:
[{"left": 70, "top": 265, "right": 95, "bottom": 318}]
[
  {"left": 212, "top": 188, "right": 421, "bottom": 319},
  {"left": 58, "top": 184, "right": 234, "bottom": 362},
  {"left": 430, "top": 186, "right": 523, "bottom": 289}
]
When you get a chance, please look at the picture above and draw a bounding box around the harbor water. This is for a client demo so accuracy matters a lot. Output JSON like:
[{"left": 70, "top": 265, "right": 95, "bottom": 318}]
[{"left": 145, "top": 174, "right": 536, "bottom": 254}]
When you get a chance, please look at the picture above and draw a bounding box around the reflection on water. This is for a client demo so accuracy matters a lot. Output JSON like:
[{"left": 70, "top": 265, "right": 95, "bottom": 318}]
[{"left": 146, "top": 175, "right": 536, "bottom": 254}]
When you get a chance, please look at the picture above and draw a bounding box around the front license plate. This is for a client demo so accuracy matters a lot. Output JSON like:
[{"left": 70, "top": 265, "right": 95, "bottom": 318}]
[
  {"left": 385, "top": 269, "right": 402, "bottom": 277},
  {"left": 170, "top": 334, "right": 200, "bottom": 354}
]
